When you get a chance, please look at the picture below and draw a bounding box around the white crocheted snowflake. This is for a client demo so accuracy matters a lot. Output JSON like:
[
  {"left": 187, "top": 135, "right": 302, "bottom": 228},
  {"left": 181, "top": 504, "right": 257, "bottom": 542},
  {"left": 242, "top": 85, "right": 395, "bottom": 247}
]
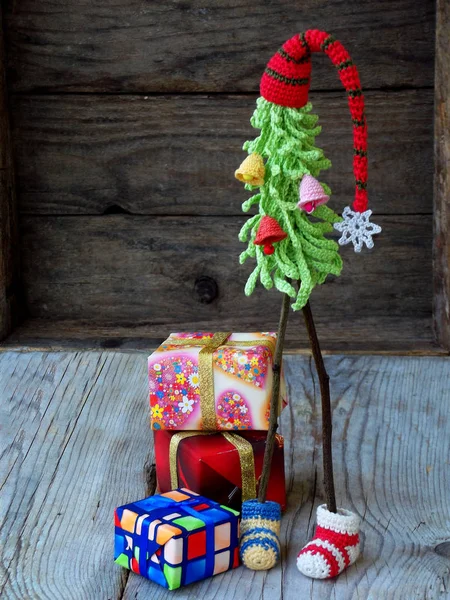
[{"left": 333, "top": 207, "right": 382, "bottom": 253}]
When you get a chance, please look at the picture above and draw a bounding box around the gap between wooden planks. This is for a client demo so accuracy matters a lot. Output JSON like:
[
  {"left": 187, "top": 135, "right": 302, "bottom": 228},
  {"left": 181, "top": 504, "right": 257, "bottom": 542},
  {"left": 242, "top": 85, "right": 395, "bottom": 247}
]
[{"left": 1, "top": 351, "right": 449, "bottom": 599}]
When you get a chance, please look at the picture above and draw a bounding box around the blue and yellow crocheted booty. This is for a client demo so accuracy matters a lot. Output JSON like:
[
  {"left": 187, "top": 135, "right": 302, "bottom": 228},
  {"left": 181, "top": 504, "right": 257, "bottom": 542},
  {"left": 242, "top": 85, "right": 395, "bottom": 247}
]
[{"left": 239, "top": 499, "right": 281, "bottom": 570}]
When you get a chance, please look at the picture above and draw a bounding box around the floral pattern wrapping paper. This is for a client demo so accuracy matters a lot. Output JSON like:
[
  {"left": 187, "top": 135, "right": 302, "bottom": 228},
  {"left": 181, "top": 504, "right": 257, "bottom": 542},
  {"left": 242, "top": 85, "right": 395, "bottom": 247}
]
[{"left": 149, "top": 332, "right": 287, "bottom": 431}]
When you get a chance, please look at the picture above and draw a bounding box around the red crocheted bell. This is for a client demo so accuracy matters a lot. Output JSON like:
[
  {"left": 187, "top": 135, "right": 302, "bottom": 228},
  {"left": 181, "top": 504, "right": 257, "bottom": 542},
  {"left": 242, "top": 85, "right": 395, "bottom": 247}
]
[{"left": 254, "top": 216, "right": 287, "bottom": 255}]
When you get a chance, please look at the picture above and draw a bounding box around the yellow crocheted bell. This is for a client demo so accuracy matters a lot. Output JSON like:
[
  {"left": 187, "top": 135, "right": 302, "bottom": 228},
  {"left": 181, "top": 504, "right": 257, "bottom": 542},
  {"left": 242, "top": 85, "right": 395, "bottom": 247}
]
[{"left": 235, "top": 153, "right": 265, "bottom": 186}]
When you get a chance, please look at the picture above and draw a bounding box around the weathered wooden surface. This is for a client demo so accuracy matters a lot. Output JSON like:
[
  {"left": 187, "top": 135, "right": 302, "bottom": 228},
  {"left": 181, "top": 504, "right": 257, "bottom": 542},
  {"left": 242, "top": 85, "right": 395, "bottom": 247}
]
[
  {"left": 4, "top": 0, "right": 435, "bottom": 93},
  {"left": 0, "top": 7, "right": 21, "bottom": 340},
  {"left": 11, "top": 90, "right": 433, "bottom": 216},
  {"left": 433, "top": 0, "right": 450, "bottom": 350},
  {"left": 0, "top": 351, "right": 154, "bottom": 598},
  {"left": 1, "top": 351, "right": 449, "bottom": 599},
  {"left": 15, "top": 214, "right": 433, "bottom": 351}
]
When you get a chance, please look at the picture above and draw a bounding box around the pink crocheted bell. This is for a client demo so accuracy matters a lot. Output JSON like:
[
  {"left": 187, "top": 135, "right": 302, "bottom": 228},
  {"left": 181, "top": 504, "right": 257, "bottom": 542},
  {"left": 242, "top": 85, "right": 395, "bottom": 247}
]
[{"left": 298, "top": 175, "right": 329, "bottom": 214}]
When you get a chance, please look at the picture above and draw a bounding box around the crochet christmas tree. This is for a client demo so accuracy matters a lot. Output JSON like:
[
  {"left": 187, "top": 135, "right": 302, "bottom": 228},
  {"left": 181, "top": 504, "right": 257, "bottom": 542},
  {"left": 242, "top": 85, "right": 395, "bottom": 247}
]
[
  {"left": 235, "top": 29, "right": 379, "bottom": 577},
  {"left": 238, "top": 97, "right": 343, "bottom": 311}
]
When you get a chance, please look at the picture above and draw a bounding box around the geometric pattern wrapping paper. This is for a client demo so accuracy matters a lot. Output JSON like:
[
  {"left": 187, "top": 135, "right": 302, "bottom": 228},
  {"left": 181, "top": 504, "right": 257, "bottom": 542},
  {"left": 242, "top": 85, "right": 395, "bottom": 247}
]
[
  {"left": 149, "top": 332, "right": 287, "bottom": 431},
  {"left": 114, "top": 489, "right": 240, "bottom": 590}
]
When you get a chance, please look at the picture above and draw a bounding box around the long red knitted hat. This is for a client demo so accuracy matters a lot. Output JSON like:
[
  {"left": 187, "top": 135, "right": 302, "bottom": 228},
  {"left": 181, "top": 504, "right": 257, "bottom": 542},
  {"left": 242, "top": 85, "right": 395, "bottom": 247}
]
[{"left": 260, "top": 30, "right": 368, "bottom": 214}]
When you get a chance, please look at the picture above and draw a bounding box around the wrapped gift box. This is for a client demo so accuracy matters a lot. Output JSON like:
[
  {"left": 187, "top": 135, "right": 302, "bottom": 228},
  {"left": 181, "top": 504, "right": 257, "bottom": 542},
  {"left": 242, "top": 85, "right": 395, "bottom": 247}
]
[
  {"left": 114, "top": 488, "right": 240, "bottom": 590},
  {"left": 149, "top": 332, "right": 287, "bottom": 431},
  {"left": 154, "top": 431, "right": 286, "bottom": 511}
]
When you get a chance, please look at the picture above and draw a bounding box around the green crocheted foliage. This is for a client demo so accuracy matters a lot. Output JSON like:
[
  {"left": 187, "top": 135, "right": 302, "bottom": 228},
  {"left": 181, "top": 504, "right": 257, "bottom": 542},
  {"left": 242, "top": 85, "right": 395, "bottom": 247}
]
[{"left": 239, "top": 97, "right": 343, "bottom": 311}]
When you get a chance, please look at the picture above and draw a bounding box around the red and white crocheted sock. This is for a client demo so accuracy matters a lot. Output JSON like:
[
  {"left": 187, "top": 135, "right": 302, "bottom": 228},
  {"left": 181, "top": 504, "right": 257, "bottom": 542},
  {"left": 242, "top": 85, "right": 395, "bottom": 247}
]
[{"left": 297, "top": 504, "right": 361, "bottom": 579}]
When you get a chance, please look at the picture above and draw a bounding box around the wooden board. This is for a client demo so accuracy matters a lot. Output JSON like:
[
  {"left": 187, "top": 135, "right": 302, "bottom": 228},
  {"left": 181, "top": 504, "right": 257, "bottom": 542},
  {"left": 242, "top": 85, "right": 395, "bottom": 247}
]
[
  {"left": 433, "top": 0, "right": 450, "bottom": 350},
  {"left": 0, "top": 351, "right": 154, "bottom": 598},
  {"left": 0, "top": 8, "right": 21, "bottom": 340},
  {"left": 2, "top": 317, "right": 442, "bottom": 354},
  {"left": 1, "top": 351, "right": 449, "bottom": 599},
  {"left": 11, "top": 90, "right": 434, "bottom": 217},
  {"left": 4, "top": 0, "right": 435, "bottom": 93},
  {"left": 16, "top": 214, "right": 433, "bottom": 351}
]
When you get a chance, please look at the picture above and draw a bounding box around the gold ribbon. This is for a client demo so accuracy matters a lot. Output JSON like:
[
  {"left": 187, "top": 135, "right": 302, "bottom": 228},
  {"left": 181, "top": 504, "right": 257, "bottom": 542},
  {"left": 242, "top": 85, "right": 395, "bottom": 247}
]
[
  {"left": 199, "top": 332, "right": 230, "bottom": 430},
  {"left": 221, "top": 432, "right": 256, "bottom": 501},
  {"left": 169, "top": 431, "right": 202, "bottom": 489},
  {"left": 161, "top": 333, "right": 276, "bottom": 430},
  {"left": 169, "top": 431, "right": 257, "bottom": 502}
]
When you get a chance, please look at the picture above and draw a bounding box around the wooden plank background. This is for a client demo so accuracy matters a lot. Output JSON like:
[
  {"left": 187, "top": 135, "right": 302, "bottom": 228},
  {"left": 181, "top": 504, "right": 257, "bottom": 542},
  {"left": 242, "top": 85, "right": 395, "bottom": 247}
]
[
  {"left": 4, "top": 0, "right": 435, "bottom": 92},
  {"left": 434, "top": 0, "right": 450, "bottom": 350},
  {"left": 0, "top": 9, "right": 21, "bottom": 341},
  {"left": 3, "top": 0, "right": 437, "bottom": 350}
]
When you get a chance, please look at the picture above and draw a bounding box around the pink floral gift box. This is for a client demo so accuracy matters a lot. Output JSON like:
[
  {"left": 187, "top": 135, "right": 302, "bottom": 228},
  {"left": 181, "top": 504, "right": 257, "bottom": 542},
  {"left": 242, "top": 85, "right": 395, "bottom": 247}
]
[{"left": 148, "top": 332, "right": 287, "bottom": 431}]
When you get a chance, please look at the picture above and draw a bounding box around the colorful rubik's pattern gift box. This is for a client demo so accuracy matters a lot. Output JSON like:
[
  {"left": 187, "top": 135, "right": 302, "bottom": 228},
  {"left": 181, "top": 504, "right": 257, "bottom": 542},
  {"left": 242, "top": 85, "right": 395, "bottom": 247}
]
[
  {"left": 149, "top": 332, "right": 287, "bottom": 431},
  {"left": 154, "top": 430, "right": 286, "bottom": 511},
  {"left": 114, "top": 488, "right": 240, "bottom": 590}
]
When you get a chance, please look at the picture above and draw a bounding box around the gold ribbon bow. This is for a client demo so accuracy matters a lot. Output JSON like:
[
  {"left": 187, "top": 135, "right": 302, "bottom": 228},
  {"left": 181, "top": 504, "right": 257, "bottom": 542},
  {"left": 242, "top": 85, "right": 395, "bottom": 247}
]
[
  {"left": 161, "top": 332, "right": 276, "bottom": 430},
  {"left": 169, "top": 431, "right": 257, "bottom": 502}
]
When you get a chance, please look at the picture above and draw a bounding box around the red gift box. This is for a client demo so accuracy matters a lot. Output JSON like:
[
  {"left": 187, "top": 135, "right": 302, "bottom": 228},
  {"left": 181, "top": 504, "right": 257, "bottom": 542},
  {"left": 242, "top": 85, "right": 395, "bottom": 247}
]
[{"left": 154, "top": 430, "right": 286, "bottom": 512}]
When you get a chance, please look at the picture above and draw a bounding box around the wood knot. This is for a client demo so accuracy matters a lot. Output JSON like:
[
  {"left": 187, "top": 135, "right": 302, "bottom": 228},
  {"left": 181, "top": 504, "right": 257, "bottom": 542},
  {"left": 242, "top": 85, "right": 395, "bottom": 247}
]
[
  {"left": 435, "top": 542, "right": 450, "bottom": 558},
  {"left": 100, "top": 338, "right": 123, "bottom": 349},
  {"left": 194, "top": 276, "right": 218, "bottom": 304}
]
